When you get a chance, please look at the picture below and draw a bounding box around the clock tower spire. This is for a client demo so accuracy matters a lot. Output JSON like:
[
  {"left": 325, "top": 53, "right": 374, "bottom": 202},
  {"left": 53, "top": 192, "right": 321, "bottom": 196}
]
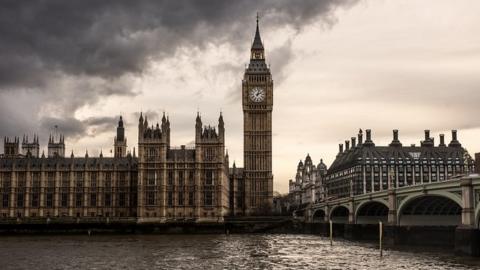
[
  {"left": 251, "top": 13, "right": 265, "bottom": 60},
  {"left": 241, "top": 15, "right": 274, "bottom": 215}
]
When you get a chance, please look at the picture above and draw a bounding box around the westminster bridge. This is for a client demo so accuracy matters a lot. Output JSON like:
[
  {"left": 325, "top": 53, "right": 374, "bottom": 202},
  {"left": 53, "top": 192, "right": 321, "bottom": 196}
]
[{"left": 296, "top": 175, "right": 480, "bottom": 256}]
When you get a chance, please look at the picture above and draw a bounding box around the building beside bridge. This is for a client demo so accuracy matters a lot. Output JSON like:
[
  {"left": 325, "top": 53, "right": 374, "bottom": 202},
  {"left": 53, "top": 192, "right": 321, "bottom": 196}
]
[
  {"left": 288, "top": 154, "right": 327, "bottom": 207},
  {"left": 291, "top": 130, "right": 479, "bottom": 256},
  {"left": 325, "top": 129, "right": 475, "bottom": 199}
]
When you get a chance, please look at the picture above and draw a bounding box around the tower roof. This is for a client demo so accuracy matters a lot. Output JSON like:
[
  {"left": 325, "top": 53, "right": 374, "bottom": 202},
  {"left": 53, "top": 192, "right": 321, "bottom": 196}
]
[{"left": 251, "top": 14, "right": 264, "bottom": 50}]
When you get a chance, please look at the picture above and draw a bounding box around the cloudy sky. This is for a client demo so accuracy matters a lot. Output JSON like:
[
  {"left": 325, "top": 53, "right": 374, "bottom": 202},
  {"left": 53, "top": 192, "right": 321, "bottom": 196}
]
[{"left": 1, "top": 0, "right": 480, "bottom": 193}]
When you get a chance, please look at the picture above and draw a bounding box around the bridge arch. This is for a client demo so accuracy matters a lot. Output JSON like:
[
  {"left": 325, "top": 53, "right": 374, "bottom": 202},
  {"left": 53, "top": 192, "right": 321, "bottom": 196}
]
[
  {"left": 397, "top": 193, "right": 462, "bottom": 226},
  {"left": 313, "top": 209, "right": 326, "bottom": 222},
  {"left": 330, "top": 205, "right": 349, "bottom": 224},
  {"left": 355, "top": 200, "right": 389, "bottom": 224}
]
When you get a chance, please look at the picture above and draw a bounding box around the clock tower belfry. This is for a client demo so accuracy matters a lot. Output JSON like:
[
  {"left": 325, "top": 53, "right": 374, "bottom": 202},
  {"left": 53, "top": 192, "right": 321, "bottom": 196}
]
[{"left": 242, "top": 16, "right": 273, "bottom": 214}]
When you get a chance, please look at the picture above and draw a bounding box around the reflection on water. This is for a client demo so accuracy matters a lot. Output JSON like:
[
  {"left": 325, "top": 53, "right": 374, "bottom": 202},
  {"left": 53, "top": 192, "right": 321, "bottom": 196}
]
[{"left": 0, "top": 234, "right": 479, "bottom": 269}]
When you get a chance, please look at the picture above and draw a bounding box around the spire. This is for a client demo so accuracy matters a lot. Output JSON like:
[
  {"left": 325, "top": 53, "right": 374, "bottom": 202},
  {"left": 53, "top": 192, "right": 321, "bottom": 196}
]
[
  {"left": 100, "top": 149, "right": 103, "bottom": 158},
  {"left": 139, "top": 111, "right": 143, "bottom": 122},
  {"left": 196, "top": 112, "right": 202, "bottom": 127},
  {"left": 218, "top": 111, "right": 224, "bottom": 128},
  {"left": 118, "top": 115, "right": 124, "bottom": 128},
  {"left": 252, "top": 12, "right": 264, "bottom": 50}
]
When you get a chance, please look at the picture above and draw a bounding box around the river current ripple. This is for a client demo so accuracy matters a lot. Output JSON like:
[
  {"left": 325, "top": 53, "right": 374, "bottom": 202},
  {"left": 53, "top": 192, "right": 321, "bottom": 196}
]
[{"left": 0, "top": 234, "right": 479, "bottom": 269}]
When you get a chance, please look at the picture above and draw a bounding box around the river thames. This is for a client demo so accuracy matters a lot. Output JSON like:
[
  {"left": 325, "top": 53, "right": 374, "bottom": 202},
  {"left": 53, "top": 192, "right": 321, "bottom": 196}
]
[{"left": 0, "top": 234, "right": 479, "bottom": 269}]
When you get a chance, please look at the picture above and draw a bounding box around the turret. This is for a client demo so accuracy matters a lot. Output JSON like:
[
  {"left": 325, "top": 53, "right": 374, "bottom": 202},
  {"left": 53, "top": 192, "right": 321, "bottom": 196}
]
[
  {"left": 3, "top": 136, "right": 20, "bottom": 157},
  {"left": 195, "top": 112, "right": 202, "bottom": 142},
  {"left": 48, "top": 132, "right": 65, "bottom": 157},
  {"left": 218, "top": 112, "right": 225, "bottom": 142},
  {"left": 165, "top": 115, "right": 171, "bottom": 147},
  {"left": 21, "top": 134, "right": 40, "bottom": 157},
  {"left": 114, "top": 115, "right": 127, "bottom": 158}
]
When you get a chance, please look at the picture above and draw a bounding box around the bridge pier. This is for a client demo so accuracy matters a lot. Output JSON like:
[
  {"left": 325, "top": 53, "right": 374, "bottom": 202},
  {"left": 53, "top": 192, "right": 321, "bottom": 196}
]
[
  {"left": 455, "top": 177, "right": 480, "bottom": 256},
  {"left": 387, "top": 190, "right": 397, "bottom": 225},
  {"left": 344, "top": 198, "right": 359, "bottom": 240}
]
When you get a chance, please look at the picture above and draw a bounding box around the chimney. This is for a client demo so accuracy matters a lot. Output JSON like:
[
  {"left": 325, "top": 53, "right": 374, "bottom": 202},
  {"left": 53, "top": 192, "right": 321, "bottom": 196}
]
[
  {"left": 424, "top": 130, "right": 430, "bottom": 141},
  {"left": 339, "top": 144, "right": 344, "bottom": 153},
  {"left": 358, "top": 129, "right": 363, "bottom": 145},
  {"left": 448, "top": 129, "right": 461, "bottom": 147},
  {"left": 389, "top": 129, "right": 402, "bottom": 147},
  {"left": 439, "top": 134, "right": 445, "bottom": 146},
  {"left": 364, "top": 129, "right": 375, "bottom": 146},
  {"left": 421, "top": 129, "right": 434, "bottom": 147},
  {"left": 345, "top": 140, "right": 350, "bottom": 151},
  {"left": 351, "top": 137, "right": 356, "bottom": 148}
]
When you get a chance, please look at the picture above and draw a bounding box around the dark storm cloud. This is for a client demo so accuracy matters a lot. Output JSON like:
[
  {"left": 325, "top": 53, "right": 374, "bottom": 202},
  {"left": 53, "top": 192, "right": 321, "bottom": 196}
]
[
  {"left": 0, "top": 0, "right": 358, "bottom": 143},
  {"left": 0, "top": 0, "right": 357, "bottom": 90},
  {"left": 40, "top": 116, "right": 118, "bottom": 139}
]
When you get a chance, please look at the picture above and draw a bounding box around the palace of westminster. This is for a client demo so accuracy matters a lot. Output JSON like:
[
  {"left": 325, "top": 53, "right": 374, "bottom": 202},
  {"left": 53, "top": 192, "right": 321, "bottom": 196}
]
[
  {"left": 2, "top": 19, "right": 477, "bottom": 222},
  {"left": 0, "top": 20, "right": 273, "bottom": 222}
]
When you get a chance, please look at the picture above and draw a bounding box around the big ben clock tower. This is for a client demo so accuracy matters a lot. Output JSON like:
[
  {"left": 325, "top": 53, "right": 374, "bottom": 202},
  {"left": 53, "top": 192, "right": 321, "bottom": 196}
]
[{"left": 242, "top": 16, "right": 273, "bottom": 214}]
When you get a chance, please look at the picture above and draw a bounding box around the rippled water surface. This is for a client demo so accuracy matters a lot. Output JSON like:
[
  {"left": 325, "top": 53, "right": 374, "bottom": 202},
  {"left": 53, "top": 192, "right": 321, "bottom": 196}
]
[{"left": 0, "top": 234, "right": 479, "bottom": 269}]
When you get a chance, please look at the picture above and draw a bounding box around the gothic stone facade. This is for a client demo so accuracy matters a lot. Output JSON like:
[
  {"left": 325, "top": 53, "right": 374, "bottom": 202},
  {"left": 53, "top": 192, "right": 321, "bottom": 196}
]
[
  {"left": 0, "top": 114, "right": 229, "bottom": 222},
  {"left": 0, "top": 20, "right": 273, "bottom": 221},
  {"left": 230, "top": 18, "right": 274, "bottom": 216},
  {"left": 288, "top": 154, "right": 327, "bottom": 207},
  {"left": 137, "top": 113, "right": 229, "bottom": 222}
]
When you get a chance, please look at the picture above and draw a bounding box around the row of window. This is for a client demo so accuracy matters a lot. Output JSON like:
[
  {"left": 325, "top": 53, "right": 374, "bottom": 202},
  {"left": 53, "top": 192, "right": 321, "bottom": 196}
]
[
  {"left": 0, "top": 172, "right": 133, "bottom": 188},
  {"left": 0, "top": 193, "right": 135, "bottom": 208},
  {"left": 146, "top": 170, "right": 215, "bottom": 186},
  {"left": 146, "top": 191, "right": 214, "bottom": 207}
]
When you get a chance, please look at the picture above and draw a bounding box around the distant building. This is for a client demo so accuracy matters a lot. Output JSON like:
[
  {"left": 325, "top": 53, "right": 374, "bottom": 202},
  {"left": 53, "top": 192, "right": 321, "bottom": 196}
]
[
  {"left": 475, "top": 153, "right": 480, "bottom": 174},
  {"left": 288, "top": 154, "right": 327, "bottom": 208},
  {"left": 21, "top": 135, "right": 39, "bottom": 157},
  {"left": 325, "top": 129, "right": 475, "bottom": 199}
]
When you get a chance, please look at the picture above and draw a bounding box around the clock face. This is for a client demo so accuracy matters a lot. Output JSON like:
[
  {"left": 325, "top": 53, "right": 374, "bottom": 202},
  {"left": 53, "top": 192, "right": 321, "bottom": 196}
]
[{"left": 249, "top": 87, "right": 265, "bottom": 102}]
